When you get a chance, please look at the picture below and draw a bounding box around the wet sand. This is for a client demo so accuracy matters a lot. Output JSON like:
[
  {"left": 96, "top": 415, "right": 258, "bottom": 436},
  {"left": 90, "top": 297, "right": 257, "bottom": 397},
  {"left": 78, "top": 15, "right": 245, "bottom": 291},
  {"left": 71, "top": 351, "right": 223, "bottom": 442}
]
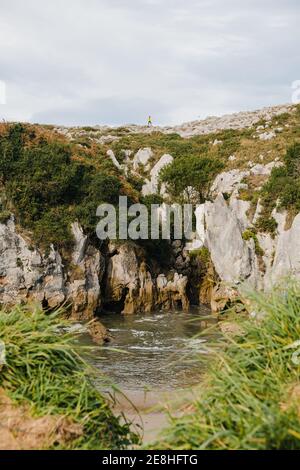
[{"left": 113, "top": 388, "right": 197, "bottom": 445}]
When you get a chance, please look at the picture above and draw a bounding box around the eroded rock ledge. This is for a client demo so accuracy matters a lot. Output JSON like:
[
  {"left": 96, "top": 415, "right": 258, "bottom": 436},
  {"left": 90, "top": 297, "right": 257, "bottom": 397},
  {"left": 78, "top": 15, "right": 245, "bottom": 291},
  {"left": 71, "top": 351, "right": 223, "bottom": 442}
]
[
  {"left": 186, "top": 165, "right": 300, "bottom": 313},
  {"left": 0, "top": 219, "right": 189, "bottom": 318},
  {"left": 104, "top": 243, "right": 189, "bottom": 314}
]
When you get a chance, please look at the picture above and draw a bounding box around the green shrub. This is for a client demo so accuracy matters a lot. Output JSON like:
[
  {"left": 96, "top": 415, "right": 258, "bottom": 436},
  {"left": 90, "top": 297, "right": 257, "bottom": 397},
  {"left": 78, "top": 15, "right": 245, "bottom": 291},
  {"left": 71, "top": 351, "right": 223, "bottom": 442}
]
[
  {"left": 257, "top": 144, "right": 300, "bottom": 231},
  {"left": 256, "top": 216, "right": 278, "bottom": 236},
  {"left": 141, "top": 194, "right": 164, "bottom": 207},
  {"left": 189, "top": 246, "right": 210, "bottom": 265},
  {"left": 127, "top": 174, "right": 144, "bottom": 193},
  {"left": 242, "top": 229, "right": 264, "bottom": 256},
  {"left": 0, "top": 210, "right": 11, "bottom": 224},
  {"left": 160, "top": 155, "right": 223, "bottom": 203}
]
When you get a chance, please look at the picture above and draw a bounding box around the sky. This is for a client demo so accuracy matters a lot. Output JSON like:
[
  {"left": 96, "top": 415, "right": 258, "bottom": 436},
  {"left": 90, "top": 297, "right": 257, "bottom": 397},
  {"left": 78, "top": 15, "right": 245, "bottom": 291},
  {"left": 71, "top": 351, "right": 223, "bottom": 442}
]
[{"left": 0, "top": 0, "right": 299, "bottom": 126}]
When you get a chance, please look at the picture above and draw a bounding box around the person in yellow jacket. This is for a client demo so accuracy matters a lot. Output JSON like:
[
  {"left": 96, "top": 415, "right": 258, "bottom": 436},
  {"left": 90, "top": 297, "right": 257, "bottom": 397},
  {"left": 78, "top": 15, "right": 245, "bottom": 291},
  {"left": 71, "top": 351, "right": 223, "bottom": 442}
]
[{"left": 147, "top": 115, "right": 152, "bottom": 127}]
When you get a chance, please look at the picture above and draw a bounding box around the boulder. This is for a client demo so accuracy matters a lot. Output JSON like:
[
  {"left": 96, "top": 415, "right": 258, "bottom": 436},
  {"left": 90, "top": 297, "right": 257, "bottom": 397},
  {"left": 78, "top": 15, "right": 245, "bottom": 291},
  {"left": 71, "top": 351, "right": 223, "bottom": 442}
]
[
  {"left": 106, "top": 150, "right": 121, "bottom": 170},
  {"left": 210, "top": 169, "right": 249, "bottom": 197},
  {"left": 0, "top": 219, "right": 104, "bottom": 319},
  {"left": 205, "top": 194, "right": 254, "bottom": 284},
  {"left": 87, "top": 319, "right": 110, "bottom": 344},
  {"left": 132, "top": 148, "right": 153, "bottom": 170},
  {"left": 0, "top": 218, "right": 65, "bottom": 307},
  {"left": 142, "top": 154, "right": 173, "bottom": 196}
]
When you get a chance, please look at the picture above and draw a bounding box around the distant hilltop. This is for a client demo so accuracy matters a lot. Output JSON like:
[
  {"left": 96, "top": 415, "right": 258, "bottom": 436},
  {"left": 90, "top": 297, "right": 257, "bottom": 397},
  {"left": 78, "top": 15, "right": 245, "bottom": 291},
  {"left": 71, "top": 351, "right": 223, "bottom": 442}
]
[{"left": 54, "top": 103, "right": 294, "bottom": 139}]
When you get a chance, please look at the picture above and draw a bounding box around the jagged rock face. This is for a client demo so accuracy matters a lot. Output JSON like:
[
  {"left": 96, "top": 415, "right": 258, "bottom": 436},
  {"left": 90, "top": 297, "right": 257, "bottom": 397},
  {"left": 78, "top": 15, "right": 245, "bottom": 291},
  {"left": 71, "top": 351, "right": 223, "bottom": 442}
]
[
  {"left": 0, "top": 219, "right": 104, "bottom": 319},
  {"left": 0, "top": 218, "right": 190, "bottom": 316},
  {"left": 205, "top": 195, "right": 256, "bottom": 285},
  {"left": 104, "top": 243, "right": 140, "bottom": 311},
  {"left": 186, "top": 165, "right": 300, "bottom": 311},
  {"left": 266, "top": 213, "right": 300, "bottom": 288},
  {"left": 66, "top": 222, "right": 105, "bottom": 320},
  {"left": 104, "top": 243, "right": 189, "bottom": 314},
  {"left": 142, "top": 154, "right": 173, "bottom": 196},
  {"left": 195, "top": 193, "right": 300, "bottom": 292},
  {"left": 0, "top": 218, "right": 65, "bottom": 308}
]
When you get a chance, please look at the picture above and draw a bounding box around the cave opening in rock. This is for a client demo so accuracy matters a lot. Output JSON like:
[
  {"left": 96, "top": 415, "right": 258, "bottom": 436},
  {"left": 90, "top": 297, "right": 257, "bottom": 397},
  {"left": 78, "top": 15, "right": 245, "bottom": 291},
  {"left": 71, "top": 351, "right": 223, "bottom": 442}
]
[
  {"left": 187, "top": 280, "right": 200, "bottom": 306},
  {"left": 102, "top": 287, "right": 129, "bottom": 314},
  {"left": 174, "top": 299, "right": 182, "bottom": 310},
  {"left": 42, "top": 297, "right": 49, "bottom": 310}
]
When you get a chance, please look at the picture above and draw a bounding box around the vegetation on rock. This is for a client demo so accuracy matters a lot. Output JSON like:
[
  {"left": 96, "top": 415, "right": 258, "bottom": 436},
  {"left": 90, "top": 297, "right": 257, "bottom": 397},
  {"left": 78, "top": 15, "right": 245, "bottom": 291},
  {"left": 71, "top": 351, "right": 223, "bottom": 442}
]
[
  {"left": 0, "top": 124, "right": 134, "bottom": 249},
  {"left": 242, "top": 229, "right": 264, "bottom": 257},
  {"left": 159, "top": 155, "right": 223, "bottom": 203},
  {"left": 256, "top": 143, "right": 300, "bottom": 234}
]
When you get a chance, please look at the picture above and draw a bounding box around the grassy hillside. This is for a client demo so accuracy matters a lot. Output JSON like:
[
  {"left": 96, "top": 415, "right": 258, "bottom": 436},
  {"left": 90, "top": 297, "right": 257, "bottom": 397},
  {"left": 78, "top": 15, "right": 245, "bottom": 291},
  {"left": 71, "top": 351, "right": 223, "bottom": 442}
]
[
  {"left": 0, "top": 123, "right": 138, "bottom": 250},
  {"left": 108, "top": 105, "right": 300, "bottom": 170},
  {"left": 1, "top": 106, "right": 300, "bottom": 250}
]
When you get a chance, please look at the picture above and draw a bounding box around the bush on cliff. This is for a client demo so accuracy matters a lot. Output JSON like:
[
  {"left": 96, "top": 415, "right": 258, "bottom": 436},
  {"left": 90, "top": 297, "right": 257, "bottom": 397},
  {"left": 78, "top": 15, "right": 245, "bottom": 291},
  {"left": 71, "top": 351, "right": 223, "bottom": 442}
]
[
  {"left": 0, "top": 304, "right": 138, "bottom": 449},
  {"left": 153, "top": 283, "right": 300, "bottom": 450},
  {"left": 256, "top": 143, "right": 300, "bottom": 233},
  {"left": 159, "top": 155, "right": 223, "bottom": 203}
]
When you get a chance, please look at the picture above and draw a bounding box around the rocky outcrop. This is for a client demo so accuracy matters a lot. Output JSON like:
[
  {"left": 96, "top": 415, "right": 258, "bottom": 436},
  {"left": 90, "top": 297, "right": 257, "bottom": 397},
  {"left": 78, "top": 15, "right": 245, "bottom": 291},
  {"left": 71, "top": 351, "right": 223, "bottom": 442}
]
[
  {"left": 104, "top": 243, "right": 189, "bottom": 314},
  {"left": 156, "top": 272, "right": 189, "bottom": 311},
  {"left": 66, "top": 222, "right": 105, "bottom": 320},
  {"left": 142, "top": 154, "right": 173, "bottom": 197},
  {"left": 210, "top": 163, "right": 282, "bottom": 199},
  {"left": 106, "top": 149, "right": 122, "bottom": 170},
  {"left": 0, "top": 218, "right": 65, "bottom": 308},
  {"left": 186, "top": 165, "right": 300, "bottom": 312},
  {"left": 0, "top": 219, "right": 104, "bottom": 320},
  {"left": 132, "top": 148, "right": 153, "bottom": 170}
]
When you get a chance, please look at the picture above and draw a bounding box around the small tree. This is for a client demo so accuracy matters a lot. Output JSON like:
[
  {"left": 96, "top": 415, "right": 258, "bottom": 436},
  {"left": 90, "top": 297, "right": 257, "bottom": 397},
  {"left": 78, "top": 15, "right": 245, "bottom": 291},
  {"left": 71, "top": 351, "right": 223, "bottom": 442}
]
[{"left": 160, "top": 155, "right": 223, "bottom": 203}]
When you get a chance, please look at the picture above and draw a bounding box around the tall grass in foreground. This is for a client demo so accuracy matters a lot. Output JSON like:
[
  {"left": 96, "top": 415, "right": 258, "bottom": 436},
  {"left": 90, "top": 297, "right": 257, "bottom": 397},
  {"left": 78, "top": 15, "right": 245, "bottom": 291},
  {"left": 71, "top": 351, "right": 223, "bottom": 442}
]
[
  {"left": 0, "top": 304, "right": 138, "bottom": 449},
  {"left": 154, "top": 283, "right": 300, "bottom": 450}
]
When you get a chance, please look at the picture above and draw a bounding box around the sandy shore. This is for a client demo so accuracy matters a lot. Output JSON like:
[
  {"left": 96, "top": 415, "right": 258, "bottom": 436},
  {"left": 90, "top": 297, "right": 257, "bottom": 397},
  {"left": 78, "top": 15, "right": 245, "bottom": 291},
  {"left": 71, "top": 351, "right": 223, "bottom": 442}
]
[{"left": 112, "top": 388, "right": 196, "bottom": 445}]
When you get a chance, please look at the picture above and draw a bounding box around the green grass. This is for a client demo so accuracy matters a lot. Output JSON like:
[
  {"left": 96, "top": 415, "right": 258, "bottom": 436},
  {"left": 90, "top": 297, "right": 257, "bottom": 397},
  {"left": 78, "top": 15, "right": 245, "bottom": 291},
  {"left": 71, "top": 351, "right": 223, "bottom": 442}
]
[
  {"left": 152, "top": 283, "right": 300, "bottom": 450},
  {"left": 0, "top": 304, "right": 139, "bottom": 449},
  {"left": 242, "top": 229, "right": 264, "bottom": 257}
]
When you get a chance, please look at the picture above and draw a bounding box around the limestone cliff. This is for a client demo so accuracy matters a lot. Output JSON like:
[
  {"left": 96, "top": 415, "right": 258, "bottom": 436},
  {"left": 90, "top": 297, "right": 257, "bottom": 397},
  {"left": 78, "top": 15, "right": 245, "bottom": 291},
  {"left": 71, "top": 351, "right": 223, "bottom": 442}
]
[
  {"left": 104, "top": 243, "right": 189, "bottom": 314},
  {"left": 0, "top": 219, "right": 189, "bottom": 316},
  {"left": 1, "top": 103, "right": 300, "bottom": 317},
  {"left": 0, "top": 219, "right": 104, "bottom": 319},
  {"left": 186, "top": 166, "right": 300, "bottom": 312}
]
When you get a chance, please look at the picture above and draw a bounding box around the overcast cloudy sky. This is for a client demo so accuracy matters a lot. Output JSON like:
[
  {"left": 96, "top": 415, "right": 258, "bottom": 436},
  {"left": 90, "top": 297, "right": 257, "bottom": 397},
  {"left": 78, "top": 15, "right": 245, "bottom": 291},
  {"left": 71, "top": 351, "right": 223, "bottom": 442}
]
[{"left": 0, "top": 0, "right": 299, "bottom": 126}]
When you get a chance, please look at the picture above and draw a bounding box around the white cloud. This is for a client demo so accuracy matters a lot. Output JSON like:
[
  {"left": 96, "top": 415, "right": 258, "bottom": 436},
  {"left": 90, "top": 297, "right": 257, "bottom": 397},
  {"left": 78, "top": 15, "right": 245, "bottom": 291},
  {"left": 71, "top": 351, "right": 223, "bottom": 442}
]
[{"left": 0, "top": 0, "right": 299, "bottom": 125}]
